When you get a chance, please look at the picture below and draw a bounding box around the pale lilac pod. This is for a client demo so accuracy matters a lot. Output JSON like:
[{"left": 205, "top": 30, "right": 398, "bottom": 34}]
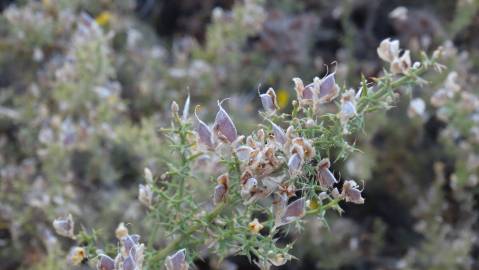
[
  {"left": 97, "top": 254, "right": 115, "bottom": 270},
  {"left": 318, "top": 73, "right": 339, "bottom": 103},
  {"left": 288, "top": 153, "right": 303, "bottom": 176},
  {"left": 260, "top": 88, "right": 278, "bottom": 113},
  {"left": 121, "top": 234, "right": 140, "bottom": 255},
  {"left": 235, "top": 146, "right": 253, "bottom": 162},
  {"left": 122, "top": 256, "right": 136, "bottom": 270},
  {"left": 213, "top": 184, "right": 227, "bottom": 205},
  {"left": 52, "top": 213, "right": 75, "bottom": 239},
  {"left": 302, "top": 83, "right": 314, "bottom": 100},
  {"left": 213, "top": 99, "right": 237, "bottom": 143},
  {"left": 194, "top": 106, "right": 214, "bottom": 148},
  {"left": 278, "top": 197, "right": 305, "bottom": 226},
  {"left": 165, "top": 249, "right": 188, "bottom": 270},
  {"left": 269, "top": 120, "right": 286, "bottom": 145},
  {"left": 316, "top": 159, "right": 337, "bottom": 189},
  {"left": 341, "top": 180, "right": 365, "bottom": 204}
]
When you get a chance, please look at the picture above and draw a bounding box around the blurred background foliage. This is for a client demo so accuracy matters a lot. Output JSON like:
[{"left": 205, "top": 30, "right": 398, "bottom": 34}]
[{"left": 0, "top": 0, "right": 479, "bottom": 269}]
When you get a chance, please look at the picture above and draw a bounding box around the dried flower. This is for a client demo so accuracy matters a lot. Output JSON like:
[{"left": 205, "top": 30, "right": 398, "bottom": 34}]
[
  {"left": 68, "top": 246, "right": 86, "bottom": 265},
  {"left": 316, "top": 158, "right": 338, "bottom": 189},
  {"left": 52, "top": 213, "right": 75, "bottom": 239},
  {"left": 194, "top": 106, "right": 215, "bottom": 148},
  {"left": 115, "top": 222, "right": 129, "bottom": 240},
  {"left": 248, "top": 218, "right": 264, "bottom": 234},
  {"left": 213, "top": 173, "right": 229, "bottom": 204},
  {"left": 213, "top": 99, "right": 238, "bottom": 143},
  {"left": 341, "top": 180, "right": 365, "bottom": 204},
  {"left": 377, "top": 38, "right": 400, "bottom": 63},
  {"left": 165, "top": 249, "right": 189, "bottom": 270},
  {"left": 391, "top": 50, "right": 411, "bottom": 74}
]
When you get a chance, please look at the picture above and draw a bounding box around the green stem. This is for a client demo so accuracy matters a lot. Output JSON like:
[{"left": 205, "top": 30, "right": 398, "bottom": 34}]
[
  {"left": 306, "top": 198, "right": 342, "bottom": 216},
  {"left": 151, "top": 202, "right": 226, "bottom": 262},
  {"left": 357, "top": 65, "right": 428, "bottom": 113}
]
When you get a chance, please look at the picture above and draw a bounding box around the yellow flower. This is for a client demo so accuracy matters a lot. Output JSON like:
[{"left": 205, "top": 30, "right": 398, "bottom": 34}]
[
  {"left": 306, "top": 198, "right": 319, "bottom": 210},
  {"left": 276, "top": 89, "right": 289, "bottom": 109},
  {"left": 248, "top": 218, "right": 264, "bottom": 234},
  {"left": 95, "top": 11, "right": 112, "bottom": 26},
  {"left": 69, "top": 246, "right": 86, "bottom": 265}
]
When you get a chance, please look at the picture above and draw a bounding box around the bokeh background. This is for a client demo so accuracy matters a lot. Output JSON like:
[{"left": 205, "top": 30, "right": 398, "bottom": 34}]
[{"left": 1, "top": 0, "right": 478, "bottom": 269}]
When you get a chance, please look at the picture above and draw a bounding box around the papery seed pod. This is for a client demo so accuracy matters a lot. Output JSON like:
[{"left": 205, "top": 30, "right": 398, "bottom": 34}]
[
  {"left": 97, "top": 254, "right": 115, "bottom": 270},
  {"left": 138, "top": 184, "right": 153, "bottom": 208},
  {"left": 268, "top": 120, "right": 286, "bottom": 145},
  {"left": 318, "top": 73, "right": 339, "bottom": 103},
  {"left": 165, "top": 249, "right": 189, "bottom": 270},
  {"left": 288, "top": 153, "right": 303, "bottom": 176},
  {"left": 260, "top": 88, "right": 279, "bottom": 113},
  {"left": 121, "top": 235, "right": 140, "bottom": 255},
  {"left": 213, "top": 184, "right": 227, "bottom": 205},
  {"left": 52, "top": 213, "right": 75, "bottom": 239},
  {"left": 122, "top": 256, "right": 136, "bottom": 270},
  {"left": 293, "top": 78, "right": 314, "bottom": 104},
  {"left": 213, "top": 99, "right": 237, "bottom": 143},
  {"left": 316, "top": 158, "right": 337, "bottom": 189},
  {"left": 277, "top": 197, "right": 305, "bottom": 226},
  {"left": 236, "top": 146, "right": 254, "bottom": 162},
  {"left": 377, "top": 38, "right": 400, "bottom": 63},
  {"left": 115, "top": 222, "right": 129, "bottom": 240},
  {"left": 194, "top": 106, "right": 215, "bottom": 148},
  {"left": 341, "top": 180, "right": 365, "bottom": 204}
]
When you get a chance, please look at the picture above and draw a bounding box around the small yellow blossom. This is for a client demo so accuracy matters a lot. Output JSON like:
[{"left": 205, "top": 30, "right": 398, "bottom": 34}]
[
  {"left": 277, "top": 89, "right": 289, "bottom": 109},
  {"left": 69, "top": 246, "right": 86, "bottom": 265},
  {"left": 248, "top": 218, "right": 264, "bottom": 234},
  {"left": 95, "top": 11, "right": 112, "bottom": 26},
  {"left": 306, "top": 198, "right": 319, "bottom": 210}
]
